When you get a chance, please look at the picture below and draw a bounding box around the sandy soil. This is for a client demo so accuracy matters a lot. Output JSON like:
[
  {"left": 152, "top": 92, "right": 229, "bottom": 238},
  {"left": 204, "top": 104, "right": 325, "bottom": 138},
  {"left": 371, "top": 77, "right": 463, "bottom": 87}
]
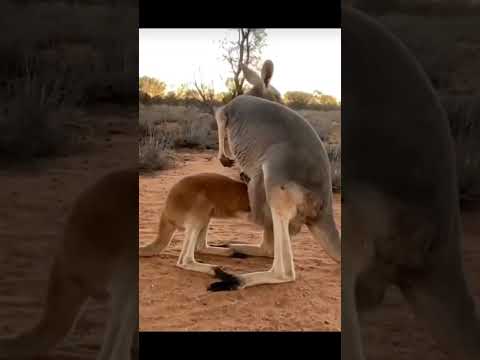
[
  {"left": 2, "top": 111, "right": 477, "bottom": 357},
  {"left": 0, "top": 107, "right": 136, "bottom": 359},
  {"left": 139, "top": 151, "right": 480, "bottom": 359},
  {"left": 139, "top": 149, "right": 342, "bottom": 331}
]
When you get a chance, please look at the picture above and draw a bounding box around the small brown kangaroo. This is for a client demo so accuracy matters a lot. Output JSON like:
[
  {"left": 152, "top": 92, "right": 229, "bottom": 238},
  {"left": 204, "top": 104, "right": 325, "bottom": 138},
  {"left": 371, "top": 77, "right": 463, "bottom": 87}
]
[
  {"left": 139, "top": 173, "right": 294, "bottom": 278},
  {"left": 0, "top": 169, "right": 138, "bottom": 360}
]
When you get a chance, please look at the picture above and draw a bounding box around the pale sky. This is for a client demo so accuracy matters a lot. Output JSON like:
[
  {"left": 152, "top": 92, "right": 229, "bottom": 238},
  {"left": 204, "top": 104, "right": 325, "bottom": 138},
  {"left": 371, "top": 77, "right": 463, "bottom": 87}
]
[{"left": 139, "top": 29, "right": 341, "bottom": 101}]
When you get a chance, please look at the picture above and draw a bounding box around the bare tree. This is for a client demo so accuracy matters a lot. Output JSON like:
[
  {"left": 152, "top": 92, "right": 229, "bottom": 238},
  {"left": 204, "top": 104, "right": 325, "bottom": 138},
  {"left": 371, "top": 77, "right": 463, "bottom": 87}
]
[
  {"left": 190, "top": 29, "right": 267, "bottom": 114},
  {"left": 221, "top": 29, "right": 267, "bottom": 98},
  {"left": 193, "top": 76, "right": 217, "bottom": 116}
]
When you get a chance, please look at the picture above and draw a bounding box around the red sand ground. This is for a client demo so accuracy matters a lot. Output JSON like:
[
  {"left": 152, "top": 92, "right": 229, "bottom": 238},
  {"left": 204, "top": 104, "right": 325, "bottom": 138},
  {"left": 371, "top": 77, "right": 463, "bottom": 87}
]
[
  {"left": 139, "top": 150, "right": 342, "bottom": 331},
  {"left": 1, "top": 129, "right": 477, "bottom": 357},
  {"left": 0, "top": 109, "right": 136, "bottom": 359},
  {"left": 140, "top": 149, "right": 480, "bottom": 360}
]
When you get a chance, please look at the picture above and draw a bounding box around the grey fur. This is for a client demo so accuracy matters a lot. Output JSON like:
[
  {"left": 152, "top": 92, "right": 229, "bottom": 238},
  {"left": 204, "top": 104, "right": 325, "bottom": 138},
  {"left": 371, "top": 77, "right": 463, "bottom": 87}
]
[
  {"left": 225, "top": 60, "right": 334, "bottom": 231},
  {"left": 224, "top": 95, "right": 334, "bottom": 224},
  {"left": 214, "top": 61, "right": 340, "bottom": 290},
  {"left": 342, "top": 5, "right": 480, "bottom": 360},
  {"left": 225, "top": 95, "right": 332, "bottom": 198},
  {"left": 242, "top": 60, "right": 284, "bottom": 103}
]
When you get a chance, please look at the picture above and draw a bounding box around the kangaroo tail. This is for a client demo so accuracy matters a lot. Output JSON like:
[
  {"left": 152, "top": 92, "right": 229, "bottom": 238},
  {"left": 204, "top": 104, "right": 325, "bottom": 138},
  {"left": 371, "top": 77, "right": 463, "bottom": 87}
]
[
  {"left": 0, "top": 260, "right": 87, "bottom": 357},
  {"left": 307, "top": 212, "right": 341, "bottom": 263},
  {"left": 139, "top": 213, "right": 176, "bottom": 256}
]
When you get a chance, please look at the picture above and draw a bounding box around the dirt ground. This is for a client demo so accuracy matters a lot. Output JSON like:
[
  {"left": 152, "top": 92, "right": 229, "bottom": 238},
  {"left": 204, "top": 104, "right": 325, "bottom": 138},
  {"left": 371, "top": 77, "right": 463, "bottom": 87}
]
[
  {"left": 139, "top": 149, "right": 342, "bottom": 331},
  {"left": 2, "top": 114, "right": 478, "bottom": 357},
  {"left": 0, "top": 107, "right": 136, "bottom": 359},
  {"left": 139, "top": 150, "right": 480, "bottom": 359},
  {"left": 363, "top": 208, "right": 480, "bottom": 359}
]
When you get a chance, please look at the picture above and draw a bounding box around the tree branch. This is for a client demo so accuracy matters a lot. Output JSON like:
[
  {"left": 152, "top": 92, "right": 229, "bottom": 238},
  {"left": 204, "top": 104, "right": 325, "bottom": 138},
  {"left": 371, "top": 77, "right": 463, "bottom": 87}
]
[
  {"left": 221, "top": 28, "right": 267, "bottom": 98},
  {"left": 193, "top": 77, "right": 216, "bottom": 115}
]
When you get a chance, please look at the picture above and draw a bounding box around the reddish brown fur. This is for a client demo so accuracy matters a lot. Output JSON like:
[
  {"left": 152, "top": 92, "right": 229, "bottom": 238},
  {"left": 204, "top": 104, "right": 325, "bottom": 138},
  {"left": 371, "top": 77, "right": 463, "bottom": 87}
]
[
  {"left": 139, "top": 173, "right": 252, "bottom": 259},
  {"left": 163, "top": 173, "right": 250, "bottom": 226},
  {"left": 0, "top": 169, "right": 138, "bottom": 358}
]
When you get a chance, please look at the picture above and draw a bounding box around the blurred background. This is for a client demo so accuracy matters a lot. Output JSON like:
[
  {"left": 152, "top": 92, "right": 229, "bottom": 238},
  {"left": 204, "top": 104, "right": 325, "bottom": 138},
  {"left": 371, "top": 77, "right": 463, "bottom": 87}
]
[
  {"left": 344, "top": 2, "right": 480, "bottom": 359},
  {"left": 0, "top": 1, "right": 138, "bottom": 358}
]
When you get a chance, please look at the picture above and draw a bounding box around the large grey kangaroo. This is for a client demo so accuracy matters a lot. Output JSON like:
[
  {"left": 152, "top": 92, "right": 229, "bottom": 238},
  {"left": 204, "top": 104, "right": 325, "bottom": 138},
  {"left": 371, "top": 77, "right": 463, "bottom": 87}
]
[
  {"left": 211, "top": 59, "right": 341, "bottom": 291},
  {"left": 342, "top": 5, "right": 480, "bottom": 360}
]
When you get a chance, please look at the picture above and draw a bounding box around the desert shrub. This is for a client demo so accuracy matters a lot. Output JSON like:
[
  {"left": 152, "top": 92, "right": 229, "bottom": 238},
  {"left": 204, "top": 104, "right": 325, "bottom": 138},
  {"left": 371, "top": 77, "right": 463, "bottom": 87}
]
[
  {"left": 0, "top": 1, "right": 138, "bottom": 107},
  {"left": 299, "top": 109, "right": 341, "bottom": 142},
  {"left": 139, "top": 76, "right": 167, "bottom": 98},
  {"left": 284, "top": 91, "right": 341, "bottom": 111},
  {"left": 0, "top": 73, "right": 81, "bottom": 161},
  {"left": 442, "top": 95, "right": 480, "bottom": 205},
  {"left": 326, "top": 143, "right": 342, "bottom": 193},
  {"left": 298, "top": 109, "right": 341, "bottom": 191},
  {"left": 140, "top": 104, "right": 200, "bottom": 126},
  {"left": 139, "top": 91, "right": 152, "bottom": 105},
  {"left": 139, "top": 125, "right": 174, "bottom": 173},
  {"left": 173, "top": 113, "right": 215, "bottom": 148},
  {"left": 140, "top": 104, "right": 217, "bottom": 150},
  {"left": 139, "top": 103, "right": 217, "bottom": 170},
  {"left": 139, "top": 103, "right": 342, "bottom": 184}
]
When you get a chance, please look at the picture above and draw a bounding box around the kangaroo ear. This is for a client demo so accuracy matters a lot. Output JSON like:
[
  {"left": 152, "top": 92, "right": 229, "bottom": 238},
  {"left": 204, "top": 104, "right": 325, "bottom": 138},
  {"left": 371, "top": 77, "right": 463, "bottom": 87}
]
[
  {"left": 261, "top": 60, "right": 274, "bottom": 87},
  {"left": 241, "top": 63, "right": 264, "bottom": 89}
]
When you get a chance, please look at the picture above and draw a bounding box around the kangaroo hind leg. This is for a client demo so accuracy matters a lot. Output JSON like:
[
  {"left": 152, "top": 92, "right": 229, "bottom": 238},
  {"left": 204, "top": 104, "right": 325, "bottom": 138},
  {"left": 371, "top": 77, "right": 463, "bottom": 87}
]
[
  {"left": 399, "top": 244, "right": 480, "bottom": 360},
  {"left": 0, "top": 259, "right": 88, "bottom": 358}
]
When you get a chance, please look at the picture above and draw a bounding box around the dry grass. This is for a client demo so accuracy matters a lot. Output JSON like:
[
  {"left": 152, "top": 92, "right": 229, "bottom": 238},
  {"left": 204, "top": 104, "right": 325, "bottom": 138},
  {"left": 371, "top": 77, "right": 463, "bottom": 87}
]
[
  {"left": 298, "top": 110, "right": 341, "bottom": 192},
  {"left": 299, "top": 109, "right": 341, "bottom": 143},
  {"left": 139, "top": 104, "right": 202, "bottom": 125},
  {"left": 139, "top": 104, "right": 216, "bottom": 172},
  {"left": 326, "top": 143, "right": 342, "bottom": 193},
  {"left": 0, "top": 72, "right": 85, "bottom": 161},
  {"left": 140, "top": 105, "right": 341, "bottom": 150},
  {"left": 139, "top": 103, "right": 342, "bottom": 192},
  {"left": 139, "top": 104, "right": 217, "bottom": 150},
  {"left": 0, "top": 1, "right": 137, "bottom": 163},
  {"left": 1, "top": 2, "right": 137, "bottom": 105},
  {"left": 441, "top": 95, "right": 480, "bottom": 205},
  {"left": 139, "top": 125, "right": 174, "bottom": 173}
]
